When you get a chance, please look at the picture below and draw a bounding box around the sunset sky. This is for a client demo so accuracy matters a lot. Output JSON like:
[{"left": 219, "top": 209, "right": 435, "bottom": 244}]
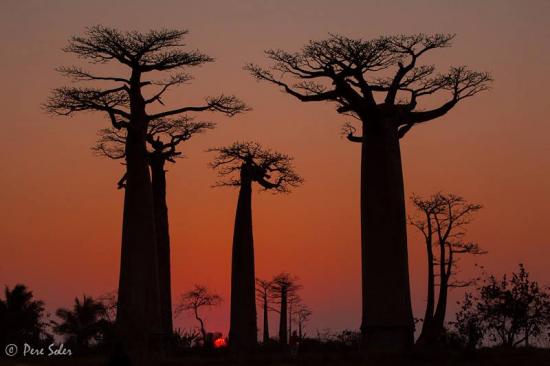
[{"left": 1, "top": 0, "right": 549, "bottom": 337}]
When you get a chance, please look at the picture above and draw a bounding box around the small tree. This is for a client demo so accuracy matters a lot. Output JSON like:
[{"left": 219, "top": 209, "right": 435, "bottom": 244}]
[
  {"left": 175, "top": 285, "right": 222, "bottom": 347},
  {"left": 0, "top": 284, "right": 50, "bottom": 347},
  {"left": 256, "top": 278, "right": 273, "bottom": 343},
  {"left": 452, "top": 292, "right": 485, "bottom": 349},
  {"left": 247, "top": 34, "right": 492, "bottom": 348},
  {"left": 409, "top": 192, "right": 485, "bottom": 344},
  {"left": 53, "top": 295, "right": 110, "bottom": 351},
  {"left": 453, "top": 264, "right": 550, "bottom": 347},
  {"left": 209, "top": 142, "right": 302, "bottom": 350},
  {"left": 270, "top": 273, "right": 302, "bottom": 346}
]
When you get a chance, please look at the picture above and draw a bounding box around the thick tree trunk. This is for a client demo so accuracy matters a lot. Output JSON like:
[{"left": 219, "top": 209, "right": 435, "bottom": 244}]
[
  {"left": 228, "top": 173, "right": 258, "bottom": 350},
  {"left": 418, "top": 239, "right": 435, "bottom": 344},
  {"left": 279, "top": 289, "right": 288, "bottom": 346},
  {"left": 359, "top": 119, "right": 414, "bottom": 350},
  {"left": 116, "top": 125, "right": 162, "bottom": 354},
  {"left": 262, "top": 294, "right": 270, "bottom": 343},
  {"left": 150, "top": 156, "right": 173, "bottom": 337},
  {"left": 115, "top": 71, "right": 162, "bottom": 362}
]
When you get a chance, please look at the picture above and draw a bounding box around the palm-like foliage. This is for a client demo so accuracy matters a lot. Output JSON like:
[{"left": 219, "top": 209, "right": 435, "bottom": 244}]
[
  {"left": 0, "top": 284, "right": 49, "bottom": 345},
  {"left": 53, "top": 295, "right": 110, "bottom": 350}
]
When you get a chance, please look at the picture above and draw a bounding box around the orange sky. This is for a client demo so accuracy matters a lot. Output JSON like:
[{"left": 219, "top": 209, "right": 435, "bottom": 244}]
[{"left": 1, "top": 0, "right": 549, "bottom": 337}]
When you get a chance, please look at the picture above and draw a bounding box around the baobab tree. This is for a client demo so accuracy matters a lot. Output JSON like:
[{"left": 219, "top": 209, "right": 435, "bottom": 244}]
[
  {"left": 256, "top": 278, "right": 273, "bottom": 343},
  {"left": 209, "top": 143, "right": 302, "bottom": 350},
  {"left": 175, "top": 285, "right": 222, "bottom": 346},
  {"left": 94, "top": 117, "right": 215, "bottom": 337},
  {"left": 293, "top": 303, "right": 312, "bottom": 339},
  {"left": 287, "top": 293, "right": 301, "bottom": 338},
  {"left": 270, "top": 272, "right": 301, "bottom": 346},
  {"left": 45, "top": 26, "right": 246, "bottom": 355},
  {"left": 246, "top": 33, "right": 492, "bottom": 348},
  {"left": 409, "top": 192, "right": 486, "bottom": 344}
]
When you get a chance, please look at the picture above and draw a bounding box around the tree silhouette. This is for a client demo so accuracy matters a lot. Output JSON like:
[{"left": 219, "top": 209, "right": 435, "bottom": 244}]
[
  {"left": 175, "top": 285, "right": 222, "bottom": 347},
  {"left": 45, "top": 26, "right": 246, "bottom": 353},
  {"left": 454, "top": 264, "right": 550, "bottom": 347},
  {"left": 409, "top": 193, "right": 485, "bottom": 344},
  {"left": 256, "top": 278, "right": 273, "bottom": 343},
  {"left": 53, "top": 295, "right": 110, "bottom": 351},
  {"left": 287, "top": 293, "right": 301, "bottom": 339},
  {"left": 452, "top": 292, "right": 485, "bottom": 349},
  {"left": 269, "top": 273, "right": 301, "bottom": 346},
  {"left": 0, "top": 284, "right": 50, "bottom": 347},
  {"left": 246, "top": 33, "right": 492, "bottom": 348},
  {"left": 94, "top": 117, "right": 215, "bottom": 337},
  {"left": 293, "top": 303, "right": 312, "bottom": 339},
  {"left": 209, "top": 142, "right": 302, "bottom": 350}
]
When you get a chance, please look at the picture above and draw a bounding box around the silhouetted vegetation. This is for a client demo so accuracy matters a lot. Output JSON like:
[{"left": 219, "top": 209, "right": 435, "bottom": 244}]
[
  {"left": 270, "top": 273, "right": 302, "bottom": 346},
  {"left": 15, "top": 21, "right": 549, "bottom": 366},
  {"left": 0, "top": 284, "right": 51, "bottom": 347},
  {"left": 452, "top": 264, "right": 550, "bottom": 348},
  {"left": 45, "top": 25, "right": 246, "bottom": 359},
  {"left": 52, "top": 295, "right": 112, "bottom": 352},
  {"left": 256, "top": 278, "right": 273, "bottom": 343},
  {"left": 247, "top": 34, "right": 492, "bottom": 349},
  {"left": 293, "top": 303, "right": 313, "bottom": 340},
  {"left": 175, "top": 285, "right": 222, "bottom": 348},
  {"left": 410, "top": 193, "right": 486, "bottom": 345},
  {"left": 94, "top": 117, "right": 215, "bottom": 339},
  {"left": 209, "top": 142, "right": 302, "bottom": 351}
]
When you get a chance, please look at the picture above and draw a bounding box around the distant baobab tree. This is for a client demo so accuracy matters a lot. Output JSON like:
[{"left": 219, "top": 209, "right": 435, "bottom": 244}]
[
  {"left": 270, "top": 272, "right": 301, "bottom": 346},
  {"left": 209, "top": 142, "right": 302, "bottom": 350},
  {"left": 409, "top": 193, "right": 486, "bottom": 345},
  {"left": 175, "top": 285, "right": 222, "bottom": 347},
  {"left": 45, "top": 25, "right": 246, "bottom": 354},
  {"left": 246, "top": 33, "right": 492, "bottom": 348},
  {"left": 287, "top": 293, "right": 301, "bottom": 338},
  {"left": 293, "top": 303, "right": 312, "bottom": 339},
  {"left": 94, "top": 116, "right": 215, "bottom": 337},
  {"left": 256, "top": 278, "right": 273, "bottom": 343}
]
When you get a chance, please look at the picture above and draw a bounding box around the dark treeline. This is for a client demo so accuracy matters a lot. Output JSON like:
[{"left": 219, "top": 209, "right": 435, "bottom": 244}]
[{"left": 4, "top": 262, "right": 550, "bottom": 356}]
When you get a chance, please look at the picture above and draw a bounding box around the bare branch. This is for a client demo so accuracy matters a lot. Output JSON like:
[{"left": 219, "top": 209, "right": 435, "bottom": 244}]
[
  {"left": 149, "top": 94, "right": 249, "bottom": 120},
  {"left": 247, "top": 33, "right": 492, "bottom": 134},
  {"left": 56, "top": 66, "right": 131, "bottom": 84},
  {"left": 208, "top": 141, "right": 303, "bottom": 193},
  {"left": 95, "top": 116, "right": 215, "bottom": 163},
  {"left": 407, "top": 66, "right": 492, "bottom": 124},
  {"left": 45, "top": 87, "right": 130, "bottom": 118},
  {"left": 341, "top": 122, "right": 363, "bottom": 143},
  {"left": 245, "top": 64, "right": 338, "bottom": 102},
  {"left": 144, "top": 72, "right": 193, "bottom": 105}
]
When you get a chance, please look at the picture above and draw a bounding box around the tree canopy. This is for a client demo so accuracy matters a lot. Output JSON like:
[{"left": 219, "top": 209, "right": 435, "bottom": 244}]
[
  {"left": 246, "top": 33, "right": 492, "bottom": 139},
  {"left": 209, "top": 142, "right": 303, "bottom": 193}
]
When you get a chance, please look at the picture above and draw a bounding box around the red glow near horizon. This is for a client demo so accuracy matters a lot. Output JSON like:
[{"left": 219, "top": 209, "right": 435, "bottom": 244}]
[{"left": 214, "top": 337, "right": 228, "bottom": 348}]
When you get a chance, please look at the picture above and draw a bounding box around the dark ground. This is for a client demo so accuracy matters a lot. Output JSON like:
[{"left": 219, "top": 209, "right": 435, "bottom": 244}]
[{"left": 2, "top": 348, "right": 550, "bottom": 366}]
